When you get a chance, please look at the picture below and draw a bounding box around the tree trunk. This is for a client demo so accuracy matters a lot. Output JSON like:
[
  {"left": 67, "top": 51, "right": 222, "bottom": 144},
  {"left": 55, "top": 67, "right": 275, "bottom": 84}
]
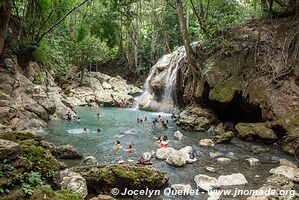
[
  {"left": 175, "top": 0, "right": 197, "bottom": 71},
  {"left": 0, "top": 2, "right": 12, "bottom": 55}
]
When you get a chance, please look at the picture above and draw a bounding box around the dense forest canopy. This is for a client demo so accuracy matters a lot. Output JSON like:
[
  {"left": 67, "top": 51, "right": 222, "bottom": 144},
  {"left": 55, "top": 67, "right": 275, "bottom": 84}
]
[{"left": 0, "top": 0, "right": 298, "bottom": 81}]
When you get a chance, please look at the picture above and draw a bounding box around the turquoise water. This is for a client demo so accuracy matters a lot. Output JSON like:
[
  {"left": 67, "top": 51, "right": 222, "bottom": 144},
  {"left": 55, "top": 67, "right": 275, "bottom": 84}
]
[{"left": 45, "top": 107, "right": 296, "bottom": 199}]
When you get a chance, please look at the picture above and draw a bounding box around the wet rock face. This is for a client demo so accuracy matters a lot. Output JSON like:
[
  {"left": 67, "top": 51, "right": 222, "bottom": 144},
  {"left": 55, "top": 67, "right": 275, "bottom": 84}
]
[
  {"left": 74, "top": 164, "right": 169, "bottom": 194},
  {"left": 235, "top": 123, "right": 277, "bottom": 142}
]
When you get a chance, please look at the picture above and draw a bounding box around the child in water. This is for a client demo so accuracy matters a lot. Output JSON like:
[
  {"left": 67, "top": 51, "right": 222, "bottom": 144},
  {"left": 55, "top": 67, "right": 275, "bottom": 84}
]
[
  {"left": 114, "top": 141, "right": 122, "bottom": 150},
  {"left": 126, "top": 144, "right": 134, "bottom": 153}
]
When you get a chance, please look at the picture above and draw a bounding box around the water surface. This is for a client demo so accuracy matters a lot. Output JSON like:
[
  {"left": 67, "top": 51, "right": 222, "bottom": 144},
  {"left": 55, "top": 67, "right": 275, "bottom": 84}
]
[{"left": 45, "top": 107, "right": 296, "bottom": 199}]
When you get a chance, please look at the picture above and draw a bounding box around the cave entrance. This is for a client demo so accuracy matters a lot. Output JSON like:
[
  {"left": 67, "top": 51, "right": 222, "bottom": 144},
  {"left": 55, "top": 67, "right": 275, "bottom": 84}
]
[{"left": 201, "top": 82, "right": 265, "bottom": 124}]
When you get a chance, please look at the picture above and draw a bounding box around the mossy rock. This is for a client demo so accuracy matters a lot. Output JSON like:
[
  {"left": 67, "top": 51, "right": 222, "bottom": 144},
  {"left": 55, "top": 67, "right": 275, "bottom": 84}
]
[
  {"left": 209, "top": 78, "right": 238, "bottom": 103},
  {"left": 0, "top": 188, "right": 83, "bottom": 200},
  {"left": 74, "top": 164, "right": 169, "bottom": 194},
  {"left": 18, "top": 144, "right": 60, "bottom": 174},
  {"left": 235, "top": 122, "right": 277, "bottom": 142},
  {"left": 0, "top": 132, "right": 41, "bottom": 143}
]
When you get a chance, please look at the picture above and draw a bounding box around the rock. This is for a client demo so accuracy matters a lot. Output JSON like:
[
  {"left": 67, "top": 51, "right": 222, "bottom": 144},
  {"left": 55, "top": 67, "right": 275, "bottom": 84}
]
[
  {"left": 143, "top": 152, "right": 152, "bottom": 161},
  {"left": 217, "top": 157, "right": 231, "bottom": 164},
  {"left": 96, "top": 195, "right": 115, "bottom": 200},
  {"left": 57, "top": 169, "right": 88, "bottom": 198},
  {"left": 247, "top": 158, "right": 259, "bottom": 166},
  {"left": 174, "top": 130, "right": 184, "bottom": 140},
  {"left": 214, "top": 123, "right": 225, "bottom": 135},
  {"left": 207, "top": 125, "right": 215, "bottom": 133},
  {"left": 176, "top": 106, "right": 216, "bottom": 131},
  {"left": 218, "top": 173, "right": 248, "bottom": 186},
  {"left": 0, "top": 139, "right": 20, "bottom": 159},
  {"left": 171, "top": 184, "right": 192, "bottom": 194},
  {"left": 269, "top": 165, "right": 299, "bottom": 182},
  {"left": 212, "top": 131, "right": 234, "bottom": 144},
  {"left": 199, "top": 139, "right": 215, "bottom": 147},
  {"left": 206, "top": 167, "right": 216, "bottom": 173},
  {"left": 279, "top": 159, "right": 297, "bottom": 168},
  {"left": 247, "top": 174, "right": 298, "bottom": 200},
  {"left": 56, "top": 144, "right": 83, "bottom": 159},
  {"left": 156, "top": 147, "right": 176, "bottom": 160},
  {"left": 194, "top": 174, "right": 219, "bottom": 191},
  {"left": 209, "top": 152, "right": 223, "bottom": 158},
  {"left": 225, "top": 152, "right": 238, "bottom": 160},
  {"left": 166, "top": 146, "right": 197, "bottom": 167},
  {"left": 251, "top": 145, "right": 268, "bottom": 154},
  {"left": 83, "top": 156, "right": 98, "bottom": 165},
  {"left": 235, "top": 123, "right": 277, "bottom": 141},
  {"left": 74, "top": 164, "right": 169, "bottom": 193}
]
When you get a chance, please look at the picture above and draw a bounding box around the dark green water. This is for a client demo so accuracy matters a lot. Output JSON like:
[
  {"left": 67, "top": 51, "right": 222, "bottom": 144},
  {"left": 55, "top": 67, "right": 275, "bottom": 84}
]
[{"left": 44, "top": 107, "right": 295, "bottom": 200}]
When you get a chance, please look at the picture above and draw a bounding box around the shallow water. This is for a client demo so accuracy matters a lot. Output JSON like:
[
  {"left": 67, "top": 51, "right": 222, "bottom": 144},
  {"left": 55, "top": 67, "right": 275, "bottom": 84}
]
[{"left": 45, "top": 107, "right": 296, "bottom": 199}]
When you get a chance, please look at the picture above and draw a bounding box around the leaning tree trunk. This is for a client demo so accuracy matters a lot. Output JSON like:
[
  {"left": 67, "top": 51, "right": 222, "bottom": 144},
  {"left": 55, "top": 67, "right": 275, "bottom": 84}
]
[
  {"left": 0, "top": 2, "right": 12, "bottom": 55},
  {"left": 175, "top": 0, "right": 197, "bottom": 71}
]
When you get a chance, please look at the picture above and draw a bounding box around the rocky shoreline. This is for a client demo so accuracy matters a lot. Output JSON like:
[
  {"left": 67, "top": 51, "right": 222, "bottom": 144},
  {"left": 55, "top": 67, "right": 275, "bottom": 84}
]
[{"left": 0, "top": 57, "right": 141, "bottom": 132}]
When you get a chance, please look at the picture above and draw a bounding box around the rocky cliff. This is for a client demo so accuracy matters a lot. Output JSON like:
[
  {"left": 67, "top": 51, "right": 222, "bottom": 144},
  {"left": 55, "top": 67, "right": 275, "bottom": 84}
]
[{"left": 139, "top": 17, "right": 299, "bottom": 154}]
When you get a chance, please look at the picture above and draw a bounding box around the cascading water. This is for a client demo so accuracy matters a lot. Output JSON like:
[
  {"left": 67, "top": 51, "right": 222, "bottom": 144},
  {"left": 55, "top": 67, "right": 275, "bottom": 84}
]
[{"left": 137, "top": 46, "right": 186, "bottom": 113}]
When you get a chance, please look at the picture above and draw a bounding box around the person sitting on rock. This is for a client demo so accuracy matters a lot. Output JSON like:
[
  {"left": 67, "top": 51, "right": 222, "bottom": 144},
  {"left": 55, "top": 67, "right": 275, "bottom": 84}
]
[
  {"left": 114, "top": 140, "right": 122, "bottom": 150},
  {"left": 126, "top": 144, "right": 134, "bottom": 153}
]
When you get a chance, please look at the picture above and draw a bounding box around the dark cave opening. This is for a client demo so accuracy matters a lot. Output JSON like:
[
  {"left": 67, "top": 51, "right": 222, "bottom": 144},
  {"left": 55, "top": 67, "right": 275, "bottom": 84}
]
[{"left": 201, "top": 82, "right": 265, "bottom": 124}]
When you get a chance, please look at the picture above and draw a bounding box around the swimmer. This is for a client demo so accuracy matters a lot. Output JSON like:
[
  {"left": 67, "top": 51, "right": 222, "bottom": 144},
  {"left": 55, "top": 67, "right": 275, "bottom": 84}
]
[
  {"left": 83, "top": 128, "right": 89, "bottom": 133},
  {"left": 97, "top": 128, "right": 101, "bottom": 133},
  {"left": 76, "top": 117, "right": 81, "bottom": 122},
  {"left": 66, "top": 111, "right": 72, "bottom": 121},
  {"left": 136, "top": 118, "right": 140, "bottom": 123},
  {"left": 144, "top": 117, "right": 147, "bottom": 122},
  {"left": 114, "top": 140, "right": 122, "bottom": 150},
  {"left": 157, "top": 115, "right": 163, "bottom": 123},
  {"left": 97, "top": 113, "right": 100, "bottom": 118},
  {"left": 126, "top": 144, "right": 134, "bottom": 153},
  {"left": 161, "top": 121, "right": 168, "bottom": 129}
]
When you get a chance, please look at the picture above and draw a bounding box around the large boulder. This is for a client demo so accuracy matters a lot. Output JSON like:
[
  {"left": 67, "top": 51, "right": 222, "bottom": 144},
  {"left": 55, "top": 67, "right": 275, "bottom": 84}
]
[
  {"left": 156, "top": 147, "right": 176, "bottom": 160},
  {"left": 56, "top": 169, "right": 88, "bottom": 198},
  {"left": 83, "top": 156, "right": 98, "bottom": 165},
  {"left": 269, "top": 165, "right": 299, "bottom": 182},
  {"left": 217, "top": 173, "right": 248, "bottom": 186},
  {"left": 0, "top": 139, "right": 20, "bottom": 159},
  {"left": 235, "top": 123, "right": 277, "bottom": 141},
  {"left": 165, "top": 146, "right": 197, "bottom": 167},
  {"left": 176, "top": 106, "right": 216, "bottom": 131},
  {"left": 56, "top": 144, "right": 83, "bottom": 159},
  {"left": 212, "top": 131, "right": 234, "bottom": 144},
  {"left": 74, "top": 164, "right": 169, "bottom": 194}
]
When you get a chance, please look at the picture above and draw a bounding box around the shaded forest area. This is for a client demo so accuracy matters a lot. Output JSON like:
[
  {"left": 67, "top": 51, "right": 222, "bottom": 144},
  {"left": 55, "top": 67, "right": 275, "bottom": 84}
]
[{"left": 0, "top": 0, "right": 298, "bottom": 84}]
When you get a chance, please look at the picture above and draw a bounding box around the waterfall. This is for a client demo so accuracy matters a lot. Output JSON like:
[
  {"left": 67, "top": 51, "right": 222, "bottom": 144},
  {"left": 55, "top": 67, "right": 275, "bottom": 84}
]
[{"left": 137, "top": 46, "right": 186, "bottom": 113}]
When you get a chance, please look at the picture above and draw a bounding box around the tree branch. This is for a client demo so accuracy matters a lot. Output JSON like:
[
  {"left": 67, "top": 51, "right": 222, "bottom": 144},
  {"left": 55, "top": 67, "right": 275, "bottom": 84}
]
[{"left": 35, "top": 0, "right": 89, "bottom": 45}]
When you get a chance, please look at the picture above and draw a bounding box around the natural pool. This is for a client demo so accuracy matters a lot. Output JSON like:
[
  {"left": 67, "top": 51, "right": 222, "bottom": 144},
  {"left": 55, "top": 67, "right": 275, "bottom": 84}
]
[{"left": 44, "top": 107, "right": 296, "bottom": 199}]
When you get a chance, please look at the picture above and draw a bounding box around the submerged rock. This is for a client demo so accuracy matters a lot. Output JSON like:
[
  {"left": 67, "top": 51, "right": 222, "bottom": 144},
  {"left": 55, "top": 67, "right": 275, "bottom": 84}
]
[
  {"left": 217, "top": 157, "right": 231, "bottom": 164},
  {"left": 247, "top": 158, "right": 260, "bottom": 166},
  {"left": 174, "top": 130, "right": 184, "bottom": 140},
  {"left": 209, "top": 152, "right": 223, "bottom": 158},
  {"left": 74, "top": 164, "right": 169, "bottom": 194},
  {"left": 56, "top": 169, "right": 88, "bottom": 198},
  {"left": 199, "top": 139, "right": 215, "bottom": 147},
  {"left": 214, "top": 123, "right": 225, "bottom": 135},
  {"left": 171, "top": 184, "right": 192, "bottom": 194},
  {"left": 206, "top": 167, "right": 216, "bottom": 173}
]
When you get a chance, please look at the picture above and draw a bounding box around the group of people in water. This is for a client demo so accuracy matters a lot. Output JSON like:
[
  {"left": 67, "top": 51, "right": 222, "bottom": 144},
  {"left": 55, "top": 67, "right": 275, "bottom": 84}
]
[{"left": 66, "top": 108, "right": 177, "bottom": 165}]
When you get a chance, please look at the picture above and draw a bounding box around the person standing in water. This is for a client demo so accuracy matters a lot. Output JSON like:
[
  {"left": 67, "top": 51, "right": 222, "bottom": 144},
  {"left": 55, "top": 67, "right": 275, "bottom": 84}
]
[{"left": 66, "top": 111, "right": 72, "bottom": 121}]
